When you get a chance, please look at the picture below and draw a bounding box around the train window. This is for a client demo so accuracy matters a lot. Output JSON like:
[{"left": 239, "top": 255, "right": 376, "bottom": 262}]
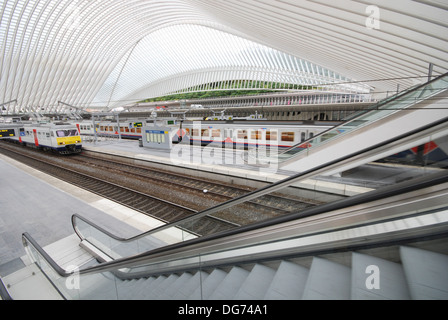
[
  {"left": 281, "top": 132, "right": 295, "bottom": 142},
  {"left": 46, "top": 133, "right": 50, "bottom": 138},
  {"left": 237, "top": 130, "right": 247, "bottom": 139},
  {"left": 136, "top": 128, "right": 141, "bottom": 133},
  {"left": 309, "top": 132, "right": 314, "bottom": 139},
  {"left": 120, "top": 127, "right": 125, "bottom": 132},
  {"left": 211, "top": 129, "right": 221, "bottom": 137},
  {"left": 108, "top": 126, "right": 114, "bottom": 131},
  {"left": 192, "top": 129, "right": 200, "bottom": 136},
  {"left": 100, "top": 126, "right": 105, "bottom": 131},
  {"left": 201, "top": 129, "right": 209, "bottom": 137},
  {"left": 146, "top": 132, "right": 150, "bottom": 142},
  {"left": 56, "top": 130, "right": 78, "bottom": 137},
  {"left": 266, "top": 131, "right": 277, "bottom": 141},
  {"left": 301, "top": 132, "right": 306, "bottom": 142},
  {"left": 251, "top": 130, "right": 262, "bottom": 140}
]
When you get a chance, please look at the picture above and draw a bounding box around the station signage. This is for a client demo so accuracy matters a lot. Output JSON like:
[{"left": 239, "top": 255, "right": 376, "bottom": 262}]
[
  {"left": 0, "top": 129, "right": 15, "bottom": 137},
  {"left": 130, "top": 122, "right": 143, "bottom": 128}
]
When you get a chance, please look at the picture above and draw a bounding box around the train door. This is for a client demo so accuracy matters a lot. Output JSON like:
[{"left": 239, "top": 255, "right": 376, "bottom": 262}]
[
  {"left": 223, "top": 129, "right": 233, "bottom": 146},
  {"left": 33, "top": 129, "right": 39, "bottom": 146}
]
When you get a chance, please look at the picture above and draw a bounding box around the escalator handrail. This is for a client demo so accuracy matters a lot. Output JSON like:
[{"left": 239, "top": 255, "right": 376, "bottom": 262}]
[
  {"left": 39, "top": 115, "right": 448, "bottom": 275},
  {"left": 72, "top": 115, "right": 448, "bottom": 246},
  {"left": 22, "top": 233, "right": 71, "bottom": 277},
  {"left": 23, "top": 167, "right": 448, "bottom": 279},
  {"left": 276, "top": 71, "right": 448, "bottom": 156},
  {"left": 72, "top": 73, "right": 448, "bottom": 245}
]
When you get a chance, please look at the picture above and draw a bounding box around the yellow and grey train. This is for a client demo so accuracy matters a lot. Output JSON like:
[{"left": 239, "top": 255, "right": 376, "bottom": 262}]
[{"left": 9, "top": 122, "right": 82, "bottom": 154}]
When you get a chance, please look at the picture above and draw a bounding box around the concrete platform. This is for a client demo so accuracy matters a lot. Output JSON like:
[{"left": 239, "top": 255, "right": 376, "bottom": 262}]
[{"left": 0, "top": 153, "right": 165, "bottom": 279}]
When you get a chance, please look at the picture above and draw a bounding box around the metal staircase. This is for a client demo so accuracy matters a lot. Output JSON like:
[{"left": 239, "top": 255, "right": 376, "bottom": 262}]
[{"left": 18, "top": 244, "right": 446, "bottom": 300}]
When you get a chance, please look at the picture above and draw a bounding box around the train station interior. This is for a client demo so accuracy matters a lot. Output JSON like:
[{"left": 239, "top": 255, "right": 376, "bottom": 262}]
[{"left": 0, "top": 0, "right": 448, "bottom": 303}]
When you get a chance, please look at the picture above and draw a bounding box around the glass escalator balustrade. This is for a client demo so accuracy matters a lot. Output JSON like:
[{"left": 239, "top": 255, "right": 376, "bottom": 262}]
[{"left": 262, "top": 73, "right": 448, "bottom": 163}]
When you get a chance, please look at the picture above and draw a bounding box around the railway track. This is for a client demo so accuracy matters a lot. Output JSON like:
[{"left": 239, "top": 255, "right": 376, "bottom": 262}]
[
  {"left": 74, "top": 153, "right": 319, "bottom": 213},
  {"left": 0, "top": 140, "right": 319, "bottom": 228},
  {"left": 0, "top": 142, "right": 238, "bottom": 236}
]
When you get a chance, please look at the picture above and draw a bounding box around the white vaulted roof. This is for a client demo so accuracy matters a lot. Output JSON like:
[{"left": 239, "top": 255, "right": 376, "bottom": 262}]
[{"left": 0, "top": 0, "right": 447, "bottom": 113}]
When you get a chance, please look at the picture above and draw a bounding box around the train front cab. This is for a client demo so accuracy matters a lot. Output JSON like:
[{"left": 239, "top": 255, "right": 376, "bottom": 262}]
[{"left": 54, "top": 128, "right": 82, "bottom": 154}]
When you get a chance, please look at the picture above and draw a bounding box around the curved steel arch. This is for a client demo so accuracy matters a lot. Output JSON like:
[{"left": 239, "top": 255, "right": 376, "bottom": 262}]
[{"left": 1, "top": 0, "right": 446, "bottom": 114}]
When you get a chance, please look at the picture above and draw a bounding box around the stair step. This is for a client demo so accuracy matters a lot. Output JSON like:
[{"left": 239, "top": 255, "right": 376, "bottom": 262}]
[
  {"left": 264, "top": 261, "right": 309, "bottom": 300},
  {"left": 146, "top": 274, "right": 180, "bottom": 299},
  {"left": 173, "top": 271, "right": 209, "bottom": 300},
  {"left": 234, "top": 264, "right": 276, "bottom": 300},
  {"left": 145, "top": 274, "right": 179, "bottom": 299},
  {"left": 351, "top": 252, "right": 410, "bottom": 299},
  {"left": 158, "top": 272, "right": 193, "bottom": 299},
  {"left": 139, "top": 275, "right": 166, "bottom": 299},
  {"left": 302, "top": 257, "right": 351, "bottom": 300},
  {"left": 190, "top": 269, "right": 227, "bottom": 300},
  {"left": 400, "top": 246, "right": 448, "bottom": 299},
  {"left": 209, "top": 267, "right": 250, "bottom": 300},
  {"left": 117, "top": 278, "right": 150, "bottom": 300}
]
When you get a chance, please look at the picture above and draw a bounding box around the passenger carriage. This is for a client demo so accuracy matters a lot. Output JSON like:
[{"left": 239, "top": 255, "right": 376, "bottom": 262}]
[
  {"left": 11, "top": 122, "right": 82, "bottom": 154},
  {"left": 180, "top": 120, "right": 340, "bottom": 149}
]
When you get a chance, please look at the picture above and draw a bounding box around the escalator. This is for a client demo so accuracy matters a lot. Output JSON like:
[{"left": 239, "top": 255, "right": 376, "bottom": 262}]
[
  {"left": 14, "top": 114, "right": 448, "bottom": 300},
  {"left": 248, "top": 72, "right": 448, "bottom": 175}
]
